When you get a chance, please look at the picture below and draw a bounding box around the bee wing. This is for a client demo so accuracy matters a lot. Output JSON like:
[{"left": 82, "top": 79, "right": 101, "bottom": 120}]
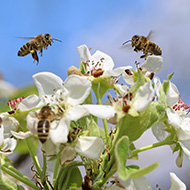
[
  {"left": 146, "top": 30, "right": 157, "bottom": 40},
  {"left": 16, "top": 37, "right": 34, "bottom": 40}
]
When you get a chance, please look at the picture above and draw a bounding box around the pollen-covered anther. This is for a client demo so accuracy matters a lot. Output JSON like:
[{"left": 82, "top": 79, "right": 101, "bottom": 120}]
[
  {"left": 67, "top": 66, "right": 83, "bottom": 76},
  {"left": 125, "top": 69, "right": 133, "bottom": 75},
  {"left": 92, "top": 68, "right": 104, "bottom": 78}
]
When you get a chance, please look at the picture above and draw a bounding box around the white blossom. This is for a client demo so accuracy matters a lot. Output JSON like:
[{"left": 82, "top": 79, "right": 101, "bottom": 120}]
[{"left": 0, "top": 115, "right": 19, "bottom": 155}]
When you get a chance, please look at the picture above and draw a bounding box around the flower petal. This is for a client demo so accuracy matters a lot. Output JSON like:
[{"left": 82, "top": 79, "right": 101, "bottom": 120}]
[
  {"left": 0, "top": 138, "right": 17, "bottom": 155},
  {"left": 50, "top": 118, "right": 70, "bottom": 144},
  {"left": 178, "top": 141, "right": 190, "bottom": 159},
  {"left": 18, "top": 94, "right": 41, "bottom": 111},
  {"left": 64, "top": 75, "right": 91, "bottom": 106},
  {"left": 152, "top": 122, "right": 169, "bottom": 141},
  {"left": 140, "top": 55, "right": 163, "bottom": 75},
  {"left": 166, "top": 108, "right": 181, "bottom": 129},
  {"left": 153, "top": 76, "right": 161, "bottom": 98},
  {"left": 104, "top": 66, "right": 132, "bottom": 77},
  {"left": 75, "top": 136, "right": 104, "bottom": 160},
  {"left": 166, "top": 82, "right": 179, "bottom": 107},
  {"left": 11, "top": 131, "right": 32, "bottom": 140},
  {"left": 1, "top": 116, "right": 19, "bottom": 138},
  {"left": 120, "top": 176, "right": 152, "bottom": 190},
  {"left": 27, "top": 112, "right": 38, "bottom": 135},
  {"left": 170, "top": 173, "right": 186, "bottom": 190},
  {"left": 77, "top": 44, "right": 91, "bottom": 62},
  {"left": 33, "top": 72, "right": 63, "bottom": 98},
  {"left": 60, "top": 146, "right": 76, "bottom": 165},
  {"left": 66, "top": 105, "right": 89, "bottom": 121},
  {"left": 41, "top": 139, "right": 59, "bottom": 156},
  {"left": 132, "top": 82, "right": 154, "bottom": 112},
  {"left": 91, "top": 50, "right": 114, "bottom": 71},
  {"left": 82, "top": 105, "right": 116, "bottom": 119},
  {"left": 122, "top": 71, "right": 134, "bottom": 85}
]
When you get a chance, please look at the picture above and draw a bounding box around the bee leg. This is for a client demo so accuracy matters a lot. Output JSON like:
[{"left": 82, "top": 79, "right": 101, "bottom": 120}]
[
  {"left": 39, "top": 48, "right": 43, "bottom": 57},
  {"left": 32, "top": 51, "right": 39, "bottom": 65},
  {"left": 140, "top": 54, "right": 149, "bottom": 59},
  {"left": 134, "top": 47, "right": 139, "bottom": 52}
]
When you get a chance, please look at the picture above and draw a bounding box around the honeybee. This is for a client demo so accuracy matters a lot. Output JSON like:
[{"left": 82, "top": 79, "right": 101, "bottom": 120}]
[
  {"left": 37, "top": 105, "right": 56, "bottom": 143},
  {"left": 122, "top": 31, "right": 162, "bottom": 58},
  {"left": 17, "top": 33, "right": 62, "bottom": 64}
]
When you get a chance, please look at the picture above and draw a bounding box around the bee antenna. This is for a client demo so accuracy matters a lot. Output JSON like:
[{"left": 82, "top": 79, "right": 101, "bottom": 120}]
[
  {"left": 122, "top": 40, "right": 131, "bottom": 45},
  {"left": 52, "top": 38, "right": 62, "bottom": 43}
]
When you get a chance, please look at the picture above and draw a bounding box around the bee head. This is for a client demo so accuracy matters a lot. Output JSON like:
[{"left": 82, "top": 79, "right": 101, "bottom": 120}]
[
  {"left": 44, "top": 33, "right": 52, "bottom": 46},
  {"left": 131, "top": 35, "right": 139, "bottom": 47}
]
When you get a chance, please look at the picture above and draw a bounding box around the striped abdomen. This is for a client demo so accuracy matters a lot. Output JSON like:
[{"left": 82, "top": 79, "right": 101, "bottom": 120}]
[
  {"left": 18, "top": 41, "right": 39, "bottom": 57},
  {"left": 37, "top": 120, "right": 50, "bottom": 143}
]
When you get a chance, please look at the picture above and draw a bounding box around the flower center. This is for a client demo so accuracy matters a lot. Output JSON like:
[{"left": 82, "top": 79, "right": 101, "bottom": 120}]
[{"left": 83, "top": 57, "right": 105, "bottom": 77}]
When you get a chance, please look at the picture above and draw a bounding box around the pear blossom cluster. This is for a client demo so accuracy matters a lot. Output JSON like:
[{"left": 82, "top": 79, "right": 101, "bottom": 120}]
[{"left": 0, "top": 44, "right": 189, "bottom": 189}]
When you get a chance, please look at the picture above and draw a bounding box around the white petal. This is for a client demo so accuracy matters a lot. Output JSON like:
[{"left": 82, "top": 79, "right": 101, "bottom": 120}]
[
  {"left": 18, "top": 94, "right": 41, "bottom": 111},
  {"left": 1, "top": 138, "right": 17, "bottom": 155},
  {"left": 120, "top": 176, "right": 152, "bottom": 190},
  {"left": 82, "top": 105, "right": 116, "bottom": 119},
  {"left": 178, "top": 141, "right": 190, "bottom": 159},
  {"left": 170, "top": 173, "right": 186, "bottom": 190},
  {"left": 166, "top": 108, "right": 181, "bottom": 129},
  {"left": 140, "top": 55, "right": 163, "bottom": 75},
  {"left": 64, "top": 75, "right": 91, "bottom": 106},
  {"left": 33, "top": 72, "right": 63, "bottom": 98},
  {"left": 166, "top": 82, "right": 179, "bottom": 107},
  {"left": 11, "top": 131, "right": 32, "bottom": 140},
  {"left": 152, "top": 122, "right": 169, "bottom": 141},
  {"left": 115, "top": 84, "right": 129, "bottom": 97},
  {"left": 77, "top": 44, "right": 91, "bottom": 62},
  {"left": 133, "top": 82, "right": 154, "bottom": 112},
  {"left": 91, "top": 50, "right": 114, "bottom": 71},
  {"left": 41, "top": 139, "right": 59, "bottom": 156},
  {"left": 60, "top": 146, "right": 76, "bottom": 165},
  {"left": 75, "top": 136, "right": 104, "bottom": 160},
  {"left": 1, "top": 116, "right": 19, "bottom": 138},
  {"left": 66, "top": 105, "right": 89, "bottom": 121},
  {"left": 50, "top": 118, "right": 69, "bottom": 144},
  {"left": 0, "top": 125, "right": 4, "bottom": 145},
  {"left": 122, "top": 71, "right": 134, "bottom": 85},
  {"left": 153, "top": 76, "right": 161, "bottom": 98},
  {"left": 104, "top": 66, "right": 132, "bottom": 77},
  {"left": 27, "top": 112, "right": 38, "bottom": 135}
]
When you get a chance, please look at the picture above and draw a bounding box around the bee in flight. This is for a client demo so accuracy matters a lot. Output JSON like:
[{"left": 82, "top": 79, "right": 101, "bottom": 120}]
[
  {"left": 122, "top": 31, "right": 162, "bottom": 58},
  {"left": 17, "top": 33, "right": 62, "bottom": 65},
  {"left": 37, "top": 105, "right": 57, "bottom": 143}
]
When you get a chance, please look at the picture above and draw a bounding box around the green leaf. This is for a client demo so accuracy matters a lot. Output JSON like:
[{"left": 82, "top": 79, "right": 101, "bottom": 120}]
[
  {"left": 127, "top": 162, "right": 159, "bottom": 179},
  {"left": 115, "top": 136, "right": 129, "bottom": 181},
  {"left": 67, "top": 167, "right": 82, "bottom": 190}
]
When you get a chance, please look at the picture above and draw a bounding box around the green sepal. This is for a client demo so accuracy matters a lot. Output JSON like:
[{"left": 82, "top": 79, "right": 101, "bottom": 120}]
[
  {"left": 91, "top": 76, "right": 114, "bottom": 103},
  {"left": 168, "top": 73, "right": 174, "bottom": 81},
  {"left": 79, "top": 59, "right": 86, "bottom": 75}
]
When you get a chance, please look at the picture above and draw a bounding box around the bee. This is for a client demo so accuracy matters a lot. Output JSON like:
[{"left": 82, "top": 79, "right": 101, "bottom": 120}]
[
  {"left": 17, "top": 33, "right": 62, "bottom": 64},
  {"left": 37, "top": 105, "right": 56, "bottom": 143},
  {"left": 122, "top": 31, "right": 162, "bottom": 58}
]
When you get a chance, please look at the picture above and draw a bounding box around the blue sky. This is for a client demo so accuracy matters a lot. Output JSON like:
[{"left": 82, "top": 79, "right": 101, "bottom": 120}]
[{"left": 1, "top": 0, "right": 190, "bottom": 188}]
